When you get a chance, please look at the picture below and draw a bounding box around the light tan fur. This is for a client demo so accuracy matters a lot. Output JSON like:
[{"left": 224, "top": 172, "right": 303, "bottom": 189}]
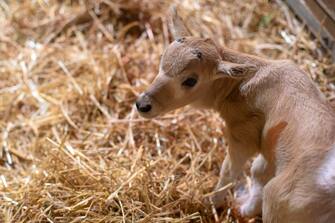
[{"left": 136, "top": 7, "right": 335, "bottom": 223}]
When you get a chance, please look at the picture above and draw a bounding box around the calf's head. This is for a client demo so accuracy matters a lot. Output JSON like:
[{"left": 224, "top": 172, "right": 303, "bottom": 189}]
[{"left": 136, "top": 8, "right": 256, "bottom": 118}]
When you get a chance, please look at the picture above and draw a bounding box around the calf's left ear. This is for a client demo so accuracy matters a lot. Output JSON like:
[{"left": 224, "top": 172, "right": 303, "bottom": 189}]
[
  {"left": 168, "top": 6, "right": 191, "bottom": 40},
  {"left": 215, "top": 61, "right": 258, "bottom": 79}
]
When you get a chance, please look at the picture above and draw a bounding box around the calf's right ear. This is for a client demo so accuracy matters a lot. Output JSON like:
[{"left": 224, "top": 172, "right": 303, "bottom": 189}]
[{"left": 214, "top": 61, "right": 258, "bottom": 80}]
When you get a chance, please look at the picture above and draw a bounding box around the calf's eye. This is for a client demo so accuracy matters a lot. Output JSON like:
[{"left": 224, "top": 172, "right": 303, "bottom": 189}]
[{"left": 182, "top": 77, "right": 197, "bottom": 87}]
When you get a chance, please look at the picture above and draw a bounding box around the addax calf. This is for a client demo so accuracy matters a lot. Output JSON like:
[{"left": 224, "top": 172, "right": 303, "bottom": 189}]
[{"left": 135, "top": 7, "right": 335, "bottom": 223}]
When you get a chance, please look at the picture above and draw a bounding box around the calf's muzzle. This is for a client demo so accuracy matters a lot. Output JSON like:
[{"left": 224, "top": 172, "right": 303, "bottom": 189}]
[{"left": 135, "top": 94, "right": 152, "bottom": 113}]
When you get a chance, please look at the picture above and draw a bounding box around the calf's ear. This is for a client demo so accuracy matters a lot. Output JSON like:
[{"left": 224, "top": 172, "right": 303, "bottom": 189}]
[
  {"left": 168, "top": 6, "right": 191, "bottom": 40},
  {"left": 215, "top": 61, "right": 258, "bottom": 79}
]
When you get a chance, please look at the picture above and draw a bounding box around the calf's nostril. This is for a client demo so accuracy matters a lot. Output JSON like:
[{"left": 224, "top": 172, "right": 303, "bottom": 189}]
[
  {"left": 136, "top": 100, "right": 152, "bottom": 113},
  {"left": 135, "top": 101, "right": 141, "bottom": 110},
  {"left": 139, "top": 104, "right": 152, "bottom": 113}
]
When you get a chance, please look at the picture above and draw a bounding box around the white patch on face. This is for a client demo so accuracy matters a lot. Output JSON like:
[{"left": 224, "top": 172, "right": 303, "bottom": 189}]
[{"left": 317, "top": 145, "right": 335, "bottom": 191}]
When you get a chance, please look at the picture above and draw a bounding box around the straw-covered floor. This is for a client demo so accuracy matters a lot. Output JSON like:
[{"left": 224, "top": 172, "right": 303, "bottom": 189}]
[{"left": 0, "top": 0, "right": 334, "bottom": 222}]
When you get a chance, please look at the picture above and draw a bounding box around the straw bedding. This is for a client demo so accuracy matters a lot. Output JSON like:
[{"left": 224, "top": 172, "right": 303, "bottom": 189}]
[{"left": 0, "top": 0, "right": 334, "bottom": 222}]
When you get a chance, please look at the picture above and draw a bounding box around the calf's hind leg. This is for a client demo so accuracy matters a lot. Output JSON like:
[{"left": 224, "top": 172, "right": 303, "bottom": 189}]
[
  {"left": 262, "top": 175, "right": 289, "bottom": 223},
  {"left": 262, "top": 173, "right": 312, "bottom": 223}
]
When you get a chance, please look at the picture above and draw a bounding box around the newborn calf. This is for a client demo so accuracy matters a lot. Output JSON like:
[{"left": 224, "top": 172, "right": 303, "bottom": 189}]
[{"left": 135, "top": 8, "right": 335, "bottom": 223}]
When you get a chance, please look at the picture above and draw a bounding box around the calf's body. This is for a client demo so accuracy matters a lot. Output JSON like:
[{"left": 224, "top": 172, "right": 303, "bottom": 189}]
[
  {"left": 210, "top": 50, "right": 335, "bottom": 222},
  {"left": 135, "top": 8, "right": 335, "bottom": 222}
]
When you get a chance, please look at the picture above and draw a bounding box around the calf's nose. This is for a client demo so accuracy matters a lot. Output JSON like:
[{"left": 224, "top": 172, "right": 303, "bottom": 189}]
[{"left": 136, "top": 100, "right": 152, "bottom": 113}]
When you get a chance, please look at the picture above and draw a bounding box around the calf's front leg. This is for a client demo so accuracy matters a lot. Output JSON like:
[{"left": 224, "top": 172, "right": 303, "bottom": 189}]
[
  {"left": 239, "top": 121, "right": 287, "bottom": 216},
  {"left": 211, "top": 142, "right": 253, "bottom": 208},
  {"left": 239, "top": 154, "right": 274, "bottom": 217}
]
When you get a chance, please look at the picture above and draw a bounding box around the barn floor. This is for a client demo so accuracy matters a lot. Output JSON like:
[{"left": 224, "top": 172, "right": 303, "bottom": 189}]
[{"left": 0, "top": 0, "right": 334, "bottom": 222}]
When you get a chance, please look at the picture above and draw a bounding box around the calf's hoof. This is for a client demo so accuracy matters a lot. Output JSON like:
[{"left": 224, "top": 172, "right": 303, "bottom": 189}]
[{"left": 208, "top": 191, "right": 228, "bottom": 209}]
